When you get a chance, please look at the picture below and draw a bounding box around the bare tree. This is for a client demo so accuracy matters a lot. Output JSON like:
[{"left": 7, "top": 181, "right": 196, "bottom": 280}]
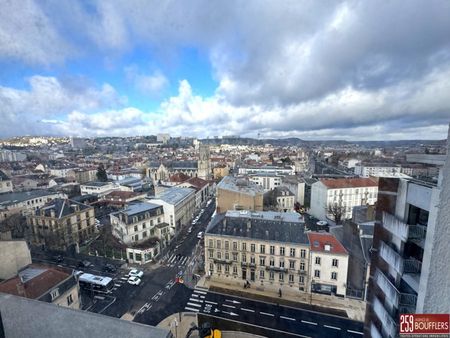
[{"left": 327, "top": 202, "right": 346, "bottom": 225}]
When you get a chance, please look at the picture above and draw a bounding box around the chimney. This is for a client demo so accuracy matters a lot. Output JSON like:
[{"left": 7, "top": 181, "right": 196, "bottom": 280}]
[{"left": 16, "top": 281, "right": 26, "bottom": 297}]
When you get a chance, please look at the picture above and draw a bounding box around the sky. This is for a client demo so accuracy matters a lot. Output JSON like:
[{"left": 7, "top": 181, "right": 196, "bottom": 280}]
[{"left": 1, "top": 0, "right": 450, "bottom": 141}]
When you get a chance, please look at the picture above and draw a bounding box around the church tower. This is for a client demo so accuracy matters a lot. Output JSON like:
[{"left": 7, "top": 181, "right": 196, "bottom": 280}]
[{"left": 198, "top": 144, "right": 211, "bottom": 180}]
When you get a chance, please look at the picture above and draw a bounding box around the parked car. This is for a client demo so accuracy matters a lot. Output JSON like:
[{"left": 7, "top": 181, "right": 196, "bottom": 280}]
[
  {"left": 128, "top": 269, "right": 144, "bottom": 278},
  {"left": 188, "top": 227, "right": 193, "bottom": 233},
  {"left": 77, "top": 260, "right": 92, "bottom": 268},
  {"left": 197, "top": 231, "right": 204, "bottom": 239},
  {"left": 127, "top": 276, "right": 141, "bottom": 286},
  {"left": 103, "top": 264, "right": 117, "bottom": 273}
]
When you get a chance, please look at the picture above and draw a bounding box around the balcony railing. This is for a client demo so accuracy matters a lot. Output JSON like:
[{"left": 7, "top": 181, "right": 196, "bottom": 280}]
[
  {"left": 379, "top": 241, "right": 403, "bottom": 273},
  {"left": 266, "top": 266, "right": 288, "bottom": 273},
  {"left": 399, "top": 293, "right": 418, "bottom": 307},
  {"left": 374, "top": 268, "right": 399, "bottom": 307},
  {"left": 373, "top": 296, "right": 398, "bottom": 338},
  {"left": 403, "top": 258, "right": 422, "bottom": 274},
  {"left": 408, "top": 224, "right": 427, "bottom": 245},
  {"left": 382, "top": 212, "right": 408, "bottom": 241}
]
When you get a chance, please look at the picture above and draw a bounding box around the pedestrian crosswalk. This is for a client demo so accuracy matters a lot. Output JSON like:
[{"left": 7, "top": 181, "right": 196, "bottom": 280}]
[
  {"left": 166, "top": 254, "right": 190, "bottom": 267},
  {"left": 184, "top": 288, "right": 207, "bottom": 312}
]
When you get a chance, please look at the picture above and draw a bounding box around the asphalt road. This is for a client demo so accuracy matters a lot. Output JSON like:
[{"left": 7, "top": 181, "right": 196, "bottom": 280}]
[{"left": 180, "top": 288, "right": 364, "bottom": 338}]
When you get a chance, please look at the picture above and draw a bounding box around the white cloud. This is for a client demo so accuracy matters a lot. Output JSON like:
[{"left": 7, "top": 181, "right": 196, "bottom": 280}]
[{"left": 125, "top": 66, "right": 169, "bottom": 96}]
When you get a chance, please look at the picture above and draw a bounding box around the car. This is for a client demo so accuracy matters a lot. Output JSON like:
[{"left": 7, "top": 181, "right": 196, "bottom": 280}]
[
  {"left": 197, "top": 231, "right": 204, "bottom": 239},
  {"left": 188, "top": 227, "right": 193, "bottom": 233},
  {"left": 127, "top": 276, "right": 141, "bottom": 286},
  {"left": 54, "top": 255, "right": 63, "bottom": 263},
  {"left": 77, "top": 260, "right": 92, "bottom": 268},
  {"left": 128, "top": 269, "right": 144, "bottom": 278},
  {"left": 73, "top": 270, "right": 84, "bottom": 277},
  {"left": 192, "top": 219, "right": 197, "bottom": 225},
  {"left": 103, "top": 264, "right": 117, "bottom": 273},
  {"left": 316, "top": 220, "right": 328, "bottom": 226}
]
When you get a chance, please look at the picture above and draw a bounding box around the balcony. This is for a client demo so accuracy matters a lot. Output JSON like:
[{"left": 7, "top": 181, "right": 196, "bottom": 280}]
[
  {"left": 297, "top": 269, "right": 307, "bottom": 275},
  {"left": 403, "top": 257, "right": 422, "bottom": 274},
  {"left": 382, "top": 212, "right": 427, "bottom": 246},
  {"left": 213, "top": 258, "right": 232, "bottom": 265},
  {"left": 379, "top": 241, "right": 403, "bottom": 273},
  {"left": 266, "top": 266, "right": 288, "bottom": 273},
  {"left": 373, "top": 296, "right": 398, "bottom": 338},
  {"left": 408, "top": 224, "right": 427, "bottom": 248},
  {"left": 375, "top": 268, "right": 418, "bottom": 310}
]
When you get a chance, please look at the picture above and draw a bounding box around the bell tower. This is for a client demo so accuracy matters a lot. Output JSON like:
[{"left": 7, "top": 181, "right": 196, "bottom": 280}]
[{"left": 198, "top": 144, "right": 211, "bottom": 180}]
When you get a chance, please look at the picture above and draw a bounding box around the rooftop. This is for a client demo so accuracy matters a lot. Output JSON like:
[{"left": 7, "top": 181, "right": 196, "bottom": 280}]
[
  {"left": 217, "top": 176, "right": 264, "bottom": 196},
  {"left": 319, "top": 177, "right": 378, "bottom": 189},
  {"left": 185, "top": 176, "right": 209, "bottom": 188},
  {"left": 82, "top": 181, "right": 114, "bottom": 187},
  {"left": 307, "top": 232, "right": 348, "bottom": 255},
  {"left": 207, "top": 211, "right": 309, "bottom": 245},
  {"left": 35, "top": 199, "right": 91, "bottom": 218},
  {"left": 0, "top": 190, "right": 62, "bottom": 207},
  {"left": 153, "top": 187, "right": 195, "bottom": 205},
  {"left": 104, "top": 190, "right": 145, "bottom": 200},
  {"left": 121, "top": 202, "right": 161, "bottom": 216},
  {"left": 0, "top": 169, "right": 10, "bottom": 181}
]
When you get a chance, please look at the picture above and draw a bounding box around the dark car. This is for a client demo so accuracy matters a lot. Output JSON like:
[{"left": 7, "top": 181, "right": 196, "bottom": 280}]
[
  {"left": 77, "top": 260, "right": 92, "bottom": 268},
  {"left": 103, "top": 264, "right": 117, "bottom": 273}
]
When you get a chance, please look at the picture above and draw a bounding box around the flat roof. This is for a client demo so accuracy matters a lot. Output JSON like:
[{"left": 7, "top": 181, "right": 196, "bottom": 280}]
[
  {"left": 82, "top": 181, "right": 113, "bottom": 187},
  {"left": 207, "top": 211, "right": 309, "bottom": 245},
  {"left": 217, "top": 176, "right": 264, "bottom": 196},
  {"left": 0, "top": 190, "right": 61, "bottom": 207},
  {"left": 122, "top": 202, "right": 161, "bottom": 216},
  {"left": 154, "top": 187, "right": 195, "bottom": 205}
]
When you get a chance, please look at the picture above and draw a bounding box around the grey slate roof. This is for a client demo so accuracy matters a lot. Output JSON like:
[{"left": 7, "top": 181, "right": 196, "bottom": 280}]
[
  {"left": 154, "top": 187, "right": 195, "bottom": 205},
  {"left": 0, "top": 169, "right": 10, "bottom": 181},
  {"left": 206, "top": 210, "right": 309, "bottom": 245},
  {"left": 0, "top": 190, "right": 60, "bottom": 208},
  {"left": 36, "top": 199, "right": 91, "bottom": 218}
]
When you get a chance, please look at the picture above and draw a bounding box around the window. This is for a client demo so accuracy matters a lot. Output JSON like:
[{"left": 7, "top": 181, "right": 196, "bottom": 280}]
[
  {"left": 315, "top": 257, "right": 321, "bottom": 265},
  {"left": 134, "top": 234, "right": 139, "bottom": 241},
  {"left": 233, "top": 242, "right": 238, "bottom": 250},
  {"left": 209, "top": 239, "right": 213, "bottom": 248},
  {"left": 233, "top": 266, "right": 238, "bottom": 274},
  {"left": 225, "top": 252, "right": 229, "bottom": 260},
  {"left": 289, "top": 261, "right": 295, "bottom": 269},
  {"left": 250, "top": 244, "right": 255, "bottom": 252},
  {"left": 331, "top": 272, "right": 337, "bottom": 280},
  {"left": 299, "top": 275, "right": 305, "bottom": 284},
  {"left": 151, "top": 220, "right": 154, "bottom": 226},
  {"left": 217, "top": 264, "right": 222, "bottom": 272},
  {"left": 269, "top": 271, "right": 274, "bottom": 280},
  {"left": 250, "top": 256, "right": 255, "bottom": 264},
  {"left": 225, "top": 241, "right": 229, "bottom": 250},
  {"left": 314, "top": 270, "right": 320, "bottom": 278},
  {"left": 300, "top": 249, "right": 306, "bottom": 258},
  {"left": 260, "top": 245, "right": 265, "bottom": 254},
  {"left": 134, "top": 225, "right": 138, "bottom": 232},
  {"left": 225, "top": 265, "right": 229, "bottom": 273},
  {"left": 217, "top": 240, "right": 221, "bottom": 249},
  {"left": 279, "top": 247, "right": 285, "bottom": 256},
  {"left": 260, "top": 257, "right": 265, "bottom": 266},
  {"left": 67, "top": 294, "right": 73, "bottom": 306},
  {"left": 232, "top": 253, "right": 238, "bottom": 261},
  {"left": 290, "top": 248, "right": 296, "bottom": 257},
  {"left": 135, "top": 253, "right": 142, "bottom": 262},
  {"left": 289, "top": 274, "right": 294, "bottom": 283},
  {"left": 270, "top": 245, "right": 275, "bottom": 255},
  {"left": 50, "top": 289, "right": 59, "bottom": 301},
  {"left": 279, "top": 260, "right": 285, "bottom": 268},
  {"left": 242, "top": 243, "right": 247, "bottom": 251},
  {"left": 332, "top": 259, "right": 339, "bottom": 267},
  {"left": 210, "top": 263, "right": 214, "bottom": 272},
  {"left": 269, "top": 257, "right": 274, "bottom": 266},
  {"left": 242, "top": 254, "right": 247, "bottom": 263},
  {"left": 142, "top": 222, "right": 146, "bottom": 229},
  {"left": 300, "top": 262, "right": 305, "bottom": 271},
  {"left": 217, "top": 251, "right": 222, "bottom": 259},
  {"left": 208, "top": 250, "right": 213, "bottom": 258},
  {"left": 129, "top": 252, "right": 134, "bottom": 260},
  {"left": 279, "top": 273, "right": 284, "bottom": 281},
  {"left": 142, "top": 231, "right": 147, "bottom": 238},
  {"left": 259, "top": 270, "right": 265, "bottom": 279}
]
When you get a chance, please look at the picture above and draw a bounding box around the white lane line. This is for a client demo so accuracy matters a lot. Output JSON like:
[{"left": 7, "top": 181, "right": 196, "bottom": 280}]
[
  {"left": 223, "top": 304, "right": 235, "bottom": 309},
  {"left": 181, "top": 257, "right": 188, "bottom": 265},
  {"left": 324, "top": 325, "right": 341, "bottom": 330},
  {"left": 205, "top": 300, "right": 218, "bottom": 305},
  {"left": 260, "top": 312, "right": 275, "bottom": 317},
  {"left": 241, "top": 308, "right": 255, "bottom": 312},
  {"left": 280, "top": 315, "right": 296, "bottom": 321},
  {"left": 114, "top": 284, "right": 121, "bottom": 287},
  {"left": 347, "top": 330, "right": 363, "bottom": 335},
  {"left": 169, "top": 254, "right": 175, "bottom": 263},
  {"left": 184, "top": 307, "right": 199, "bottom": 312},
  {"left": 301, "top": 320, "right": 317, "bottom": 326},
  {"left": 194, "top": 290, "right": 207, "bottom": 295},
  {"left": 187, "top": 302, "right": 202, "bottom": 308},
  {"left": 199, "top": 296, "right": 205, "bottom": 299},
  {"left": 189, "top": 298, "right": 203, "bottom": 303},
  {"left": 191, "top": 293, "right": 199, "bottom": 297}
]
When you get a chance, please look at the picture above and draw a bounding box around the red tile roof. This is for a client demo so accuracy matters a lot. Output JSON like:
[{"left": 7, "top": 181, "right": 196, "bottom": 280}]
[
  {"left": 320, "top": 177, "right": 378, "bottom": 189},
  {"left": 186, "top": 177, "right": 209, "bottom": 189},
  {"left": 169, "top": 173, "right": 190, "bottom": 183},
  {"left": 0, "top": 265, "right": 71, "bottom": 299},
  {"left": 307, "top": 232, "right": 348, "bottom": 255}
]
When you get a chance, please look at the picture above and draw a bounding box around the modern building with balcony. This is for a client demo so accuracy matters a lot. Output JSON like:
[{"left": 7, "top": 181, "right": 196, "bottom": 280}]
[{"left": 365, "top": 148, "right": 450, "bottom": 338}]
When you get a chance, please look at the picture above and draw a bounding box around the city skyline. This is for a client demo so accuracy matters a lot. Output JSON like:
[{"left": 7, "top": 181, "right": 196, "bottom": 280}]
[{"left": 1, "top": 1, "right": 450, "bottom": 140}]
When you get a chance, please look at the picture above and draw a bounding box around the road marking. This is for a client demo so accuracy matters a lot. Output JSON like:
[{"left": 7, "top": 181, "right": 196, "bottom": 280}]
[
  {"left": 205, "top": 300, "right": 218, "bottom": 305},
  {"left": 185, "top": 307, "right": 199, "bottom": 312},
  {"left": 260, "top": 312, "right": 274, "bottom": 317},
  {"left": 191, "top": 293, "right": 199, "bottom": 297},
  {"left": 181, "top": 257, "right": 188, "bottom": 265},
  {"left": 280, "top": 316, "right": 296, "bottom": 321},
  {"left": 324, "top": 325, "right": 341, "bottom": 330},
  {"left": 301, "top": 320, "right": 317, "bottom": 326},
  {"left": 189, "top": 298, "right": 203, "bottom": 303},
  {"left": 347, "top": 330, "right": 363, "bottom": 335},
  {"left": 114, "top": 284, "right": 121, "bottom": 287},
  {"left": 187, "top": 302, "right": 202, "bottom": 308},
  {"left": 194, "top": 290, "right": 207, "bottom": 295},
  {"left": 223, "top": 304, "right": 235, "bottom": 309},
  {"left": 241, "top": 308, "right": 255, "bottom": 312},
  {"left": 169, "top": 255, "right": 176, "bottom": 263},
  {"left": 225, "top": 299, "right": 241, "bottom": 304}
]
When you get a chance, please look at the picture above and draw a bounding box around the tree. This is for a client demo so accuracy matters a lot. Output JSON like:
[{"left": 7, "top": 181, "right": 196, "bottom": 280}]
[
  {"left": 327, "top": 202, "right": 346, "bottom": 225},
  {"left": 96, "top": 164, "right": 108, "bottom": 182}
]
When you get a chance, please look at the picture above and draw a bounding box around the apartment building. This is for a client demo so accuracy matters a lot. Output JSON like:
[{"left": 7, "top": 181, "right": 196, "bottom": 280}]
[
  {"left": 205, "top": 211, "right": 312, "bottom": 294},
  {"left": 0, "top": 169, "right": 13, "bottom": 193},
  {"left": 0, "top": 190, "right": 67, "bottom": 219},
  {"left": 365, "top": 151, "right": 450, "bottom": 338},
  {"left": 28, "top": 199, "right": 96, "bottom": 250},
  {"left": 80, "top": 181, "right": 118, "bottom": 197},
  {"left": 238, "top": 165, "right": 295, "bottom": 176},
  {"left": 0, "top": 264, "right": 80, "bottom": 310},
  {"left": 150, "top": 187, "right": 196, "bottom": 236},
  {"left": 248, "top": 172, "right": 283, "bottom": 191},
  {"left": 216, "top": 176, "right": 264, "bottom": 213},
  {"left": 354, "top": 163, "right": 402, "bottom": 177},
  {"left": 281, "top": 175, "right": 306, "bottom": 205},
  {"left": 110, "top": 202, "right": 170, "bottom": 264},
  {"left": 310, "top": 178, "right": 378, "bottom": 222},
  {"left": 307, "top": 232, "right": 349, "bottom": 296},
  {"left": 178, "top": 176, "right": 210, "bottom": 209}
]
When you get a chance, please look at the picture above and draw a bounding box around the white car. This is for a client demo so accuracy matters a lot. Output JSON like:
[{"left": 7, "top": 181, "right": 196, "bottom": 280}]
[
  {"left": 197, "top": 231, "right": 204, "bottom": 239},
  {"left": 128, "top": 269, "right": 144, "bottom": 278},
  {"left": 128, "top": 276, "right": 141, "bottom": 286}
]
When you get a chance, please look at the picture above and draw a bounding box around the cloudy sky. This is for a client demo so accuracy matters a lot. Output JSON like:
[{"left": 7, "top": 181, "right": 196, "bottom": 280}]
[{"left": 1, "top": 0, "right": 450, "bottom": 140}]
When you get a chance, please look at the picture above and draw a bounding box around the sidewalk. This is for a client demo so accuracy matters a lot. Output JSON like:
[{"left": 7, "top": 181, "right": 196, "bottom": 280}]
[
  {"left": 157, "top": 312, "right": 199, "bottom": 338},
  {"left": 196, "top": 276, "right": 366, "bottom": 322}
]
